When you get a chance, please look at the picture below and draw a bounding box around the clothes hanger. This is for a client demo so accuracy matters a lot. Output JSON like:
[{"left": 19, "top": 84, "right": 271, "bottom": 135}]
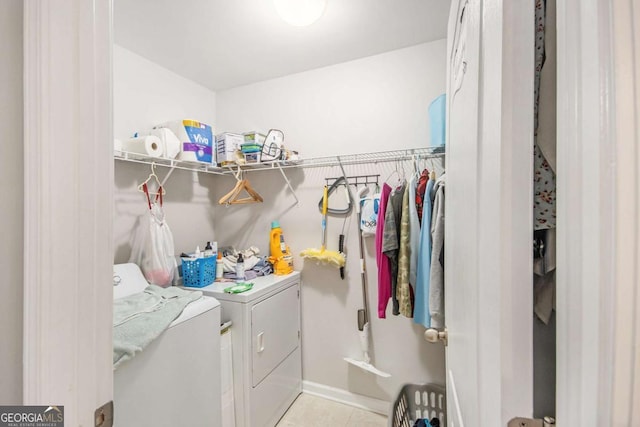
[
  {"left": 219, "top": 179, "right": 263, "bottom": 205},
  {"left": 219, "top": 167, "right": 243, "bottom": 204},
  {"left": 426, "top": 157, "right": 437, "bottom": 181},
  {"left": 229, "top": 179, "right": 263, "bottom": 204},
  {"left": 137, "top": 163, "right": 166, "bottom": 197},
  {"left": 384, "top": 160, "right": 403, "bottom": 186},
  {"left": 218, "top": 167, "right": 263, "bottom": 205}
]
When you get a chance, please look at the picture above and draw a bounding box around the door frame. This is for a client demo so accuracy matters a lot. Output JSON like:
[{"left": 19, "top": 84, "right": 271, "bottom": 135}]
[
  {"left": 22, "top": 0, "right": 638, "bottom": 424},
  {"left": 23, "top": 0, "right": 113, "bottom": 425},
  {"left": 556, "top": 0, "right": 640, "bottom": 424}
]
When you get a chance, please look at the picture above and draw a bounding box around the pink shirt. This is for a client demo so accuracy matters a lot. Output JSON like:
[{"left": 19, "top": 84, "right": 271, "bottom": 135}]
[{"left": 376, "top": 184, "right": 393, "bottom": 318}]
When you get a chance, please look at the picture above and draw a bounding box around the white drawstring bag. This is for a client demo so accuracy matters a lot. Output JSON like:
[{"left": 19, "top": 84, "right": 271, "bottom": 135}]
[
  {"left": 360, "top": 193, "right": 380, "bottom": 237},
  {"left": 129, "top": 184, "right": 177, "bottom": 287}
]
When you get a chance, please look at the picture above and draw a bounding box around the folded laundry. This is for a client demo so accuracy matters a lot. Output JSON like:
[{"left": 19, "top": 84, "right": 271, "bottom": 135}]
[
  {"left": 252, "top": 257, "right": 274, "bottom": 276},
  {"left": 221, "top": 246, "right": 261, "bottom": 272},
  {"left": 224, "top": 270, "right": 258, "bottom": 281}
]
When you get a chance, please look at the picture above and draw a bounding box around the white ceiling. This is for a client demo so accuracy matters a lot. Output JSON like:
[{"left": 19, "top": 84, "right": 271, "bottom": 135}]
[{"left": 114, "top": 0, "right": 451, "bottom": 91}]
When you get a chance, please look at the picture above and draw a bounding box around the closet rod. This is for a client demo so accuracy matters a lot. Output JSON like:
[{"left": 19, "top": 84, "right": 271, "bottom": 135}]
[{"left": 236, "top": 147, "right": 445, "bottom": 173}]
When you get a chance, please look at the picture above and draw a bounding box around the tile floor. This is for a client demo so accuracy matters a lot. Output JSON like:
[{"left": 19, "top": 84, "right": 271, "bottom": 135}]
[{"left": 276, "top": 393, "right": 388, "bottom": 427}]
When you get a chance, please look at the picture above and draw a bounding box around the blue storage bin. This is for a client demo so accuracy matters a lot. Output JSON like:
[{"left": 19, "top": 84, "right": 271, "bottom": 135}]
[
  {"left": 181, "top": 256, "right": 217, "bottom": 288},
  {"left": 429, "top": 94, "right": 446, "bottom": 147}
]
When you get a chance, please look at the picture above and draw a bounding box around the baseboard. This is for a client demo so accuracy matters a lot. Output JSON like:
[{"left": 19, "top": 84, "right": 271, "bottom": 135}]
[{"left": 302, "top": 380, "right": 390, "bottom": 416}]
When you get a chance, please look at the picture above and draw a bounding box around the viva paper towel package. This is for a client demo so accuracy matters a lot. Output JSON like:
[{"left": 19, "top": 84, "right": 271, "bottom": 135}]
[{"left": 159, "top": 120, "right": 214, "bottom": 164}]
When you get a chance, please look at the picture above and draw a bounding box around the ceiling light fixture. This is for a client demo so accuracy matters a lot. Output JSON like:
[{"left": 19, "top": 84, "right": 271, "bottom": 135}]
[{"left": 274, "top": 0, "right": 327, "bottom": 27}]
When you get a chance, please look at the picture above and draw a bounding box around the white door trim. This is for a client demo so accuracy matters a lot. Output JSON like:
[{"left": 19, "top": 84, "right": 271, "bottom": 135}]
[
  {"left": 556, "top": 0, "right": 639, "bottom": 424},
  {"left": 23, "top": 0, "right": 113, "bottom": 424},
  {"left": 609, "top": 0, "right": 640, "bottom": 423}
]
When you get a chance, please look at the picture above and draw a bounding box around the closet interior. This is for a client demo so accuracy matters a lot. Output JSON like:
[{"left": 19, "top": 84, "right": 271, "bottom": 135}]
[
  {"left": 112, "top": 1, "right": 451, "bottom": 425},
  {"left": 111, "top": 0, "right": 558, "bottom": 425}
]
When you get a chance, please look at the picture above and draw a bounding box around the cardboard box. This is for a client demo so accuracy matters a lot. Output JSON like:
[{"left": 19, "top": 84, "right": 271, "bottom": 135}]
[{"left": 216, "top": 133, "right": 244, "bottom": 165}]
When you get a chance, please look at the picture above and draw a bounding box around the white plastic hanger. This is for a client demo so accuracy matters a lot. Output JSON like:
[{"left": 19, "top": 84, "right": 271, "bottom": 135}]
[
  {"left": 384, "top": 160, "right": 404, "bottom": 186},
  {"left": 137, "top": 163, "right": 166, "bottom": 197}
]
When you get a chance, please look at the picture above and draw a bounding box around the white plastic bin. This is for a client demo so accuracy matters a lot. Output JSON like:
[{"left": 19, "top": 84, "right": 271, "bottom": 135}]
[{"left": 390, "top": 383, "right": 446, "bottom": 427}]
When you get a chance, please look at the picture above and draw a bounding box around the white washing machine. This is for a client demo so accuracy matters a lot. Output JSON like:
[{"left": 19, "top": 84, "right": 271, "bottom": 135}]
[
  {"left": 186, "top": 272, "right": 302, "bottom": 427},
  {"left": 113, "top": 263, "right": 222, "bottom": 427}
]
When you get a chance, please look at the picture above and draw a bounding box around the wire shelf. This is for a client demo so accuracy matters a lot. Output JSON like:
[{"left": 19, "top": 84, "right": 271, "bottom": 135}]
[
  {"left": 296, "top": 147, "right": 444, "bottom": 169},
  {"left": 114, "top": 146, "right": 445, "bottom": 175}
]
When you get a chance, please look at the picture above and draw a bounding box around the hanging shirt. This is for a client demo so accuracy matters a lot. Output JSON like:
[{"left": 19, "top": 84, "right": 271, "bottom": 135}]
[
  {"left": 376, "top": 183, "right": 393, "bottom": 318},
  {"left": 397, "top": 186, "right": 414, "bottom": 317},
  {"left": 414, "top": 179, "right": 435, "bottom": 327},
  {"left": 382, "top": 182, "right": 406, "bottom": 316},
  {"left": 408, "top": 175, "right": 421, "bottom": 293},
  {"left": 429, "top": 179, "right": 445, "bottom": 328},
  {"left": 416, "top": 169, "right": 429, "bottom": 226}
]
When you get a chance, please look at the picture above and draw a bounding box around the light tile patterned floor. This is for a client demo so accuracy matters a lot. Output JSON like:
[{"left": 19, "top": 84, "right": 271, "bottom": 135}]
[{"left": 276, "top": 393, "right": 388, "bottom": 427}]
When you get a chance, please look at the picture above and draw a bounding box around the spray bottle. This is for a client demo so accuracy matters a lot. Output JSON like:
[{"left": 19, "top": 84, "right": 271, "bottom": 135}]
[{"left": 268, "top": 221, "right": 294, "bottom": 275}]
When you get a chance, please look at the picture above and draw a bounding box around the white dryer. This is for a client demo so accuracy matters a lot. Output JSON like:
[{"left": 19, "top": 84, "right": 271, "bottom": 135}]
[
  {"left": 113, "top": 263, "right": 222, "bottom": 427},
  {"left": 187, "top": 272, "right": 302, "bottom": 427}
]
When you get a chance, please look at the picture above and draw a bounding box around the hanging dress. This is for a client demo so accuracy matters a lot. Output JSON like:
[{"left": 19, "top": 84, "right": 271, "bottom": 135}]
[
  {"left": 376, "top": 183, "right": 393, "bottom": 318},
  {"left": 414, "top": 178, "right": 435, "bottom": 327},
  {"left": 382, "top": 182, "right": 406, "bottom": 316},
  {"left": 429, "top": 178, "right": 446, "bottom": 328},
  {"left": 397, "top": 186, "right": 414, "bottom": 317}
]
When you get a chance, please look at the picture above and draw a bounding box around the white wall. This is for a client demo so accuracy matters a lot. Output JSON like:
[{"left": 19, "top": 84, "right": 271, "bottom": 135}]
[
  {"left": 214, "top": 40, "right": 447, "bottom": 402},
  {"left": 113, "top": 45, "right": 219, "bottom": 263},
  {"left": 0, "top": 0, "right": 23, "bottom": 405}
]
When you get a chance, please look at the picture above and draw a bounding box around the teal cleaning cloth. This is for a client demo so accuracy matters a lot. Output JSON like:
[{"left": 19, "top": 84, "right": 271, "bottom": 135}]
[{"left": 113, "top": 285, "right": 202, "bottom": 368}]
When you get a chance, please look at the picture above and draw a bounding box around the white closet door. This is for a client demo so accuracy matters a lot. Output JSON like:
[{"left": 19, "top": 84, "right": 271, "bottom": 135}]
[
  {"left": 444, "top": 0, "right": 534, "bottom": 425},
  {"left": 444, "top": 0, "right": 482, "bottom": 424}
]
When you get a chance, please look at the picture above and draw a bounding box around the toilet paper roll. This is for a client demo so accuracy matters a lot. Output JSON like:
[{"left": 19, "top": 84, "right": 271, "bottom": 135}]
[
  {"left": 114, "top": 139, "right": 123, "bottom": 152},
  {"left": 122, "top": 135, "right": 164, "bottom": 157}
]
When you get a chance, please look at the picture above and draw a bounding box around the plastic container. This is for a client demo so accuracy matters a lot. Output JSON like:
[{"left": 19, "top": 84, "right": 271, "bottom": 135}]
[
  {"left": 242, "top": 132, "right": 266, "bottom": 146},
  {"left": 269, "top": 221, "right": 293, "bottom": 275},
  {"left": 181, "top": 255, "right": 217, "bottom": 288},
  {"left": 204, "top": 241, "right": 213, "bottom": 257},
  {"left": 389, "top": 383, "right": 446, "bottom": 427},
  {"left": 235, "top": 253, "right": 245, "bottom": 281},
  {"left": 428, "top": 94, "right": 446, "bottom": 147},
  {"left": 216, "top": 253, "right": 224, "bottom": 280}
]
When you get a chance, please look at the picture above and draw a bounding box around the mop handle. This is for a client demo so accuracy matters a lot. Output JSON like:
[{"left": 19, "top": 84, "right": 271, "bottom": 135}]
[
  {"left": 356, "top": 186, "right": 370, "bottom": 322},
  {"left": 320, "top": 185, "right": 328, "bottom": 250}
]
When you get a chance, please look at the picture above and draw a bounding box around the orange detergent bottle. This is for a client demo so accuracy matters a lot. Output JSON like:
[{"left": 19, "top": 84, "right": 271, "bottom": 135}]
[{"left": 269, "top": 221, "right": 294, "bottom": 275}]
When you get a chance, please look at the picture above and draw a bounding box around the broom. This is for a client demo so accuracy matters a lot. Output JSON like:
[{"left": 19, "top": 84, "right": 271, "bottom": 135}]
[{"left": 300, "top": 185, "right": 346, "bottom": 267}]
